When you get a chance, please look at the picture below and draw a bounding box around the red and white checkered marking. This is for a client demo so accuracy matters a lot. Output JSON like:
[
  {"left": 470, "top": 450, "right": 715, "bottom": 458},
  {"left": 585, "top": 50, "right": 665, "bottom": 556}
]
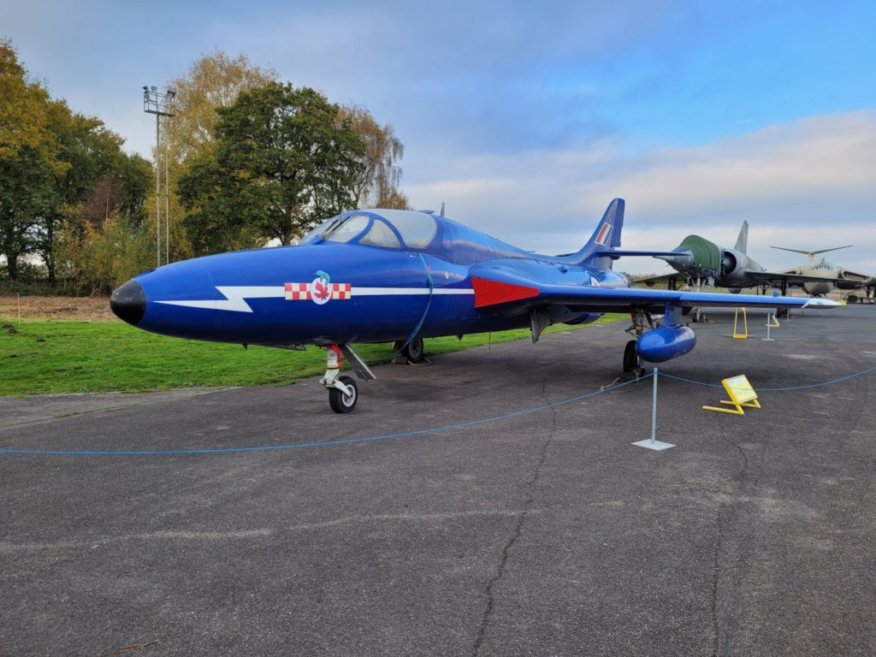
[
  {"left": 284, "top": 282, "right": 352, "bottom": 301},
  {"left": 332, "top": 283, "right": 352, "bottom": 300},
  {"left": 284, "top": 282, "right": 310, "bottom": 300}
]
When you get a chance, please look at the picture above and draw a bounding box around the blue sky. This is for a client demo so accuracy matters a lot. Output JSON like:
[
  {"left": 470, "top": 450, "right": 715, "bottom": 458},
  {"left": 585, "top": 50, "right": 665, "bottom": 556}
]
[{"left": 3, "top": 0, "right": 875, "bottom": 275}]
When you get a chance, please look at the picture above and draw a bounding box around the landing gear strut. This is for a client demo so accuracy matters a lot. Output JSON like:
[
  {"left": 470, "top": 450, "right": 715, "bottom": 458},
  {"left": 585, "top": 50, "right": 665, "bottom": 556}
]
[
  {"left": 320, "top": 345, "right": 357, "bottom": 413},
  {"left": 623, "top": 309, "right": 653, "bottom": 377},
  {"left": 319, "top": 344, "right": 376, "bottom": 413},
  {"left": 777, "top": 281, "right": 790, "bottom": 318}
]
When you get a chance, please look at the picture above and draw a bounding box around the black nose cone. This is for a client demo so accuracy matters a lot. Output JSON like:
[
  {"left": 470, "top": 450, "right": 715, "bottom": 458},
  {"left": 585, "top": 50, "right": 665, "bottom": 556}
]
[{"left": 110, "top": 279, "right": 146, "bottom": 326}]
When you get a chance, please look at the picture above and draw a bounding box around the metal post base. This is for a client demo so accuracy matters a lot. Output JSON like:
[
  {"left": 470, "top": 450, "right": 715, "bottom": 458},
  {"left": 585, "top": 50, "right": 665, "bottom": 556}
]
[
  {"left": 632, "top": 439, "right": 676, "bottom": 451},
  {"left": 633, "top": 367, "right": 675, "bottom": 450}
]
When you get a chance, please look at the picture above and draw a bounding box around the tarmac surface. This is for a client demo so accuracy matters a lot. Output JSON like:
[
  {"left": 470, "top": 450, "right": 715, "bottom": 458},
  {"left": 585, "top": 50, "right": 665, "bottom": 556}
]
[{"left": 1, "top": 305, "right": 874, "bottom": 656}]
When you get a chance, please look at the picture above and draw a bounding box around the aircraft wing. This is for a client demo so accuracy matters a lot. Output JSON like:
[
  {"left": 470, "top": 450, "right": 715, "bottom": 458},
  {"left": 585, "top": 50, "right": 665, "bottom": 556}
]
[
  {"left": 745, "top": 269, "right": 850, "bottom": 287},
  {"left": 469, "top": 263, "right": 837, "bottom": 314},
  {"left": 636, "top": 269, "right": 851, "bottom": 291},
  {"left": 634, "top": 273, "right": 681, "bottom": 288},
  {"left": 833, "top": 269, "right": 874, "bottom": 284}
]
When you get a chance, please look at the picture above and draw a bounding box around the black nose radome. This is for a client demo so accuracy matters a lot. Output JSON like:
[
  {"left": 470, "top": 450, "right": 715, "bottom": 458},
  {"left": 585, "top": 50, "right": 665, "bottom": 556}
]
[{"left": 110, "top": 279, "right": 146, "bottom": 326}]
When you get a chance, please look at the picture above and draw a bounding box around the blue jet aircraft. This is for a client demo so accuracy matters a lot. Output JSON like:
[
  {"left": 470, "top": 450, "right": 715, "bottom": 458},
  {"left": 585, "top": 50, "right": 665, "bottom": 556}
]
[{"left": 110, "top": 199, "right": 836, "bottom": 412}]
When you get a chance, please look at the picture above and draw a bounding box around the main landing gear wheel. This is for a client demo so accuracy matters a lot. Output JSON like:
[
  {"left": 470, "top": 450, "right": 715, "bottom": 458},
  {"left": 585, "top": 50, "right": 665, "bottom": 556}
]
[
  {"left": 623, "top": 340, "right": 646, "bottom": 379},
  {"left": 328, "top": 376, "right": 358, "bottom": 413},
  {"left": 623, "top": 340, "right": 638, "bottom": 373},
  {"left": 394, "top": 337, "right": 426, "bottom": 363}
]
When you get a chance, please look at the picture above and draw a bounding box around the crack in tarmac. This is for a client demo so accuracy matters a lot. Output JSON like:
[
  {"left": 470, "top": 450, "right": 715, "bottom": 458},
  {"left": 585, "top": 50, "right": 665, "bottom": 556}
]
[
  {"left": 711, "top": 426, "right": 751, "bottom": 657},
  {"left": 0, "top": 509, "right": 542, "bottom": 555},
  {"left": 471, "top": 380, "right": 557, "bottom": 657},
  {"left": 711, "top": 509, "right": 724, "bottom": 657}
]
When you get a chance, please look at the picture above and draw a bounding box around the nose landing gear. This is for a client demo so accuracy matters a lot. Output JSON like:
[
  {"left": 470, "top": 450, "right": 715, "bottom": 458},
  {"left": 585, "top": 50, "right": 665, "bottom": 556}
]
[{"left": 319, "top": 344, "right": 376, "bottom": 413}]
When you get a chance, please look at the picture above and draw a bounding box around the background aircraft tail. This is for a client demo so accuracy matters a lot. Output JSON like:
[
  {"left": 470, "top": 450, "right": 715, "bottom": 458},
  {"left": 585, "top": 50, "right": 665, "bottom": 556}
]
[
  {"left": 735, "top": 221, "right": 749, "bottom": 254},
  {"left": 562, "top": 198, "right": 625, "bottom": 268}
]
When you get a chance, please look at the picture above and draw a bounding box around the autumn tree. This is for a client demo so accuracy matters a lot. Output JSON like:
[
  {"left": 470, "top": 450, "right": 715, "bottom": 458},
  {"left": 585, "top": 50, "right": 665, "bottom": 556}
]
[
  {"left": 37, "top": 106, "right": 125, "bottom": 283},
  {"left": 178, "top": 83, "right": 366, "bottom": 253},
  {"left": 155, "top": 52, "right": 277, "bottom": 260},
  {"left": 78, "top": 152, "right": 153, "bottom": 227},
  {"left": 54, "top": 150, "right": 154, "bottom": 292},
  {"left": 342, "top": 105, "right": 408, "bottom": 209},
  {"left": 163, "top": 51, "right": 277, "bottom": 165},
  {"left": 1, "top": 41, "right": 153, "bottom": 287},
  {"left": 0, "top": 41, "right": 66, "bottom": 280}
]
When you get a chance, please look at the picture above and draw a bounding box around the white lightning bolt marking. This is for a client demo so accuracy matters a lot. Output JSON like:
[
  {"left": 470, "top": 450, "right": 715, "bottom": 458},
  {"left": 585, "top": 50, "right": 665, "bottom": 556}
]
[
  {"left": 156, "top": 286, "right": 284, "bottom": 313},
  {"left": 154, "top": 285, "right": 474, "bottom": 313}
]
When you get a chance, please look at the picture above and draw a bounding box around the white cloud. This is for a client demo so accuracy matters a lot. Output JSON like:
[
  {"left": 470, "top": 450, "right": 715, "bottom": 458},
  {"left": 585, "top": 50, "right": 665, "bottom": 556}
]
[
  {"left": 594, "top": 112, "right": 876, "bottom": 212},
  {"left": 406, "top": 111, "right": 876, "bottom": 275}
]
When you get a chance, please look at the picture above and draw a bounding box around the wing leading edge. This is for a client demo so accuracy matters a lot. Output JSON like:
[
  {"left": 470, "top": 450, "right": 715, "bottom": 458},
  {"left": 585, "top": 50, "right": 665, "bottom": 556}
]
[{"left": 470, "top": 265, "right": 838, "bottom": 314}]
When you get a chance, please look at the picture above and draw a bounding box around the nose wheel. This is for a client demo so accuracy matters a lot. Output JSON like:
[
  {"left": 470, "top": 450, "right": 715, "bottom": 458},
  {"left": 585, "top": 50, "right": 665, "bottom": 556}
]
[
  {"left": 328, "top": 376, "right": 358, "bottom": 413},
  {"left": 319, "top": 344, "right": 375, "bottom": 413}
]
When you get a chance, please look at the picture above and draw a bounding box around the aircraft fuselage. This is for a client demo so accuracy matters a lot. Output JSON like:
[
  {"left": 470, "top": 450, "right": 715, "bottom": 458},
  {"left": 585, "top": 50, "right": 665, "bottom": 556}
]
[{"left": 115, "top": 215, "right": 620, "bottom": 347}]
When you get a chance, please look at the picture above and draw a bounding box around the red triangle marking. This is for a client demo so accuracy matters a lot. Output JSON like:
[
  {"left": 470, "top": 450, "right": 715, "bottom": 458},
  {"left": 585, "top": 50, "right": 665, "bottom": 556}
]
[{"left": 471, "top": 277, "right": 539, "bottom": 308}]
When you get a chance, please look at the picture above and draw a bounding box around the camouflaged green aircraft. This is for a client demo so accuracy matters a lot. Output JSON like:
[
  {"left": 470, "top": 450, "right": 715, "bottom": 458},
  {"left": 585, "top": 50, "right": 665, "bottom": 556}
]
[{"left": 640, "top": 221, "right": 873, "bottom": 299}]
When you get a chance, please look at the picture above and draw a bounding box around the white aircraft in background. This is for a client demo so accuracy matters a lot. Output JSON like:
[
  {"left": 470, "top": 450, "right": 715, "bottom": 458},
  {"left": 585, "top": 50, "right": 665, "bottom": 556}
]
[{"left": 772, "top": 245, "right": 875, "bottom": 298}]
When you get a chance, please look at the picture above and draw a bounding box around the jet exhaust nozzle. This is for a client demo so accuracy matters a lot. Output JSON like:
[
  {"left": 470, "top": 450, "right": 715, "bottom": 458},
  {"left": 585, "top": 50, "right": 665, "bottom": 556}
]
[{"left": 110, "top": 279, "right": 146, "bottom": 326}]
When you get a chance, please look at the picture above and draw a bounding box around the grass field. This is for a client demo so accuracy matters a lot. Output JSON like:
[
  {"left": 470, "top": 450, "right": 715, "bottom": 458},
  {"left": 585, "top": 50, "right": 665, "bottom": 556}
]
[{"left": 0, "top": 314, "right": 624, "bottom": 396}]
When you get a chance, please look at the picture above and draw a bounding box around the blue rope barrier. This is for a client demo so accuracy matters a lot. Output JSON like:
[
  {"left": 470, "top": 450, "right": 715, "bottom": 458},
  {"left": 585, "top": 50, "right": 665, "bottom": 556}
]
[
  {"left": 0, "top": 374, "right": 652, "bottom": 458},
  {"left": 6, "top": 361, "right": 872, "bottom": 459},
  {"left": 657, "top": 373, "right": 724, "bottom": 388},
  {"left": 660, "top": 364, "right": 876, "bottom": 391}
]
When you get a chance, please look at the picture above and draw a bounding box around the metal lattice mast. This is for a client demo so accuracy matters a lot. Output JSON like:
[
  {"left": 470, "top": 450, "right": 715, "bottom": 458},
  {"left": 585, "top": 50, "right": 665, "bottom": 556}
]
[{"left": 143, "top": 86, "right": 175, "bottom": 267}]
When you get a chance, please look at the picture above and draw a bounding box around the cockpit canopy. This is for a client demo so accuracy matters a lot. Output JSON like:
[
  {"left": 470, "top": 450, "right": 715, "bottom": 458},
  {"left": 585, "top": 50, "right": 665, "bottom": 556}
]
[{"left": 300, "top": 209, "right": 438, "bottom": 250}]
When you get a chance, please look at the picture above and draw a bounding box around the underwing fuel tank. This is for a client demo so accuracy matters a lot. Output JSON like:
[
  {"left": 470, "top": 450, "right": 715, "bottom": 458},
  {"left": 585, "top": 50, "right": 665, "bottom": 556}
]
[{"left": 636, "top": 325, "right": 697, "bottom": 362}]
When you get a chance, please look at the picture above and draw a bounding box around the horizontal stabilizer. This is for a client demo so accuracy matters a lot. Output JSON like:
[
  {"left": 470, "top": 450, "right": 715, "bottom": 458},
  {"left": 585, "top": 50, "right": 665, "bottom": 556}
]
[
  {"left": 601, "top": 249, "right": 690, "bottom": 258},
  {"left": 772, "top": 245, "right": 852, "bottom": 256}
]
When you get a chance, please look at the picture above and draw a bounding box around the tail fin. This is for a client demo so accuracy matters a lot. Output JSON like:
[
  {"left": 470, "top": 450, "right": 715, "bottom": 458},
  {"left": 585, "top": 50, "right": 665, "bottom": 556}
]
[
  {"left": 735, "top": 221, "right": 748, "bottom": 254},
  {"left": 563, "top": 198, "right": 625, "bottom": 267}
]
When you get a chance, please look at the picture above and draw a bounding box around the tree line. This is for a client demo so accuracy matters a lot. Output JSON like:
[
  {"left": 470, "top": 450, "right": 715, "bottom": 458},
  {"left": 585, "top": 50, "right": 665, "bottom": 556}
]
[{"left": 0, "top": 43, "right": 407, "bottom": 293}]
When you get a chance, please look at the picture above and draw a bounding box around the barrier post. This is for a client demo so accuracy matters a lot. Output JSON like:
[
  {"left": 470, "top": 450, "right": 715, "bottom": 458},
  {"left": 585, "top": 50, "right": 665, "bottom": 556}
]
[
  {"left": 763, "top": 311, "right": 779, "bottom": 341},
  {"left": 633, "top": 368, "right": 675, "bottom": 451}
]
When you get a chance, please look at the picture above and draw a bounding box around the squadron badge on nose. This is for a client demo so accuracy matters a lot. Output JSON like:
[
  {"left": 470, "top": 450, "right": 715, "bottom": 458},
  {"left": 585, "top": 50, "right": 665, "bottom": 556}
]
[{"left": 284, "top": 270, "right": 351, "bottom": 305}]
